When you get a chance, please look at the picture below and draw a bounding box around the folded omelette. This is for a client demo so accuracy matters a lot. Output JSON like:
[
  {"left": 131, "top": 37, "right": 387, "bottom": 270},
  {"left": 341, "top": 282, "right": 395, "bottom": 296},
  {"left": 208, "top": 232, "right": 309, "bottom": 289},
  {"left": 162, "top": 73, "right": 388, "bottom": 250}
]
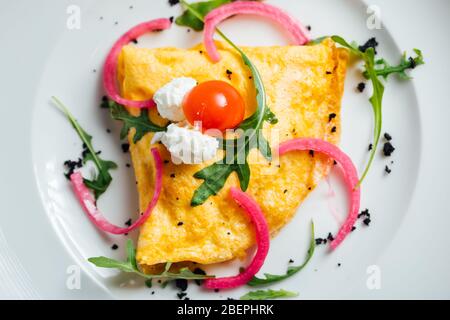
[{"left": 117, "top": 38, "right": 348, "bottom": 270}]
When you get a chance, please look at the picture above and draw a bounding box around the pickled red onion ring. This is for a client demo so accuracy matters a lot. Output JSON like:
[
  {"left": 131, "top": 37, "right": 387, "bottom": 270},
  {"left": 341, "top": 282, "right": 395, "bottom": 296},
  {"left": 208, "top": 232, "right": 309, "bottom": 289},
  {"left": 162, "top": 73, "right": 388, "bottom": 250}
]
[
  {"left": 279, "top": 139, "right": 360, "bottom": 249},
  {"left": 203, "top": 187, "right": 270, "bottom": 289},
  {"left": 103, "top": 18, "right": 171, "bottom": 108},
  {"left": 70, "top": 148, "right": 163, "bottom": 234},
  {"left": 203, "top": 1, "right": 310, "bottom": 62}
]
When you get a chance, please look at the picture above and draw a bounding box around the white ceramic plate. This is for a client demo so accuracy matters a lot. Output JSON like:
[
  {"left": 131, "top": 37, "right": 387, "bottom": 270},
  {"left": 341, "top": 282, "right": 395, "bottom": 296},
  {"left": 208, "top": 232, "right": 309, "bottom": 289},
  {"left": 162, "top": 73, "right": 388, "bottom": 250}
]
[{"left": 1, "top": 0, "right": 449, "bottom": 299}]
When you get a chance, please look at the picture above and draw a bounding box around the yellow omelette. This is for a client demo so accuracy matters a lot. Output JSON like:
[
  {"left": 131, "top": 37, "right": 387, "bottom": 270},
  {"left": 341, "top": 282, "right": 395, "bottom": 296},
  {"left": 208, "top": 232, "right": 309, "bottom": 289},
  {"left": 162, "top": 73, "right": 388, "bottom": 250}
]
[{"left": 117, "top": 39, "right": 348, "bottom": 271}]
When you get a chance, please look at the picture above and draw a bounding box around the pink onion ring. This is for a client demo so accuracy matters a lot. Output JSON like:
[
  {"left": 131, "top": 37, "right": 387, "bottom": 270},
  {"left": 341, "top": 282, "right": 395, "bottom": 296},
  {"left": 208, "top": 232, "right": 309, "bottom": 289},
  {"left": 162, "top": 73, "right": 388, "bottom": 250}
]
[
  {"left": 204, "top": 187, "right": 270, "bottom": 289},
  {"left": 203, "top": 1, "right": 310, "bottom": 62},
  {"left": 103, "top": 18, "right": 171, "bottom": 108},
  {"left": 70, "top": 148, "right": 163, "bottom": 234},
  {"left": 279, "top": 138, "right": 360, "bottom": 249}
]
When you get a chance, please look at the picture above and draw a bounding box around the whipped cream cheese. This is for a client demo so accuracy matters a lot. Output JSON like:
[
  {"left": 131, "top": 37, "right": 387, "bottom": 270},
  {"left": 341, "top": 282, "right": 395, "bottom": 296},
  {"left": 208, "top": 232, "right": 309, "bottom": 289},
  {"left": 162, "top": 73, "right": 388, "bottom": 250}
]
[{"left": 153, "top": 77, "right": 197, "bottom": 122}]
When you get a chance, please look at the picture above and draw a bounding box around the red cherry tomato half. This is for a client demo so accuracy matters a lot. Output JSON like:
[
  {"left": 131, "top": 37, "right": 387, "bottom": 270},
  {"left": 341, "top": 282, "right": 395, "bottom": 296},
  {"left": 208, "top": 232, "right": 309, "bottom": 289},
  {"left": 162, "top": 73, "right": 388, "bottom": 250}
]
[{"left": 183, "top": 80, "right": 245, "bottom": 131}]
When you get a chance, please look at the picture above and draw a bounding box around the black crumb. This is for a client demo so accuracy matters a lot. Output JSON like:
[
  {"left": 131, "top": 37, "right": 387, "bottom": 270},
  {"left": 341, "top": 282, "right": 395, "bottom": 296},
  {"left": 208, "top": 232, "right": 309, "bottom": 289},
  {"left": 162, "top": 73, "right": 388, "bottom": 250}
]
[
  {"left": 383, "top": 142, "right": 395, "bottom": 156},
  {"left": 358, "top": 37, "right": 378, "bottom": 54},
  {"left": 289, "top": 259, "right": 294, "bottom": 263},
  {"left": 177, "top": 221, "right": 184, "bottom": 226},
  {"left": 168, "top": 0, "right": 180, "bottom": 6},
  {"left": 164, "top": 160, "right": 170, "bottom": 164},
  {"left": 368, "top": 143, "right": 373, "bottom": 151},
  {"left": 114, "top": 21, "right": 119, "bottom": 25},
  {"left": 385, "top": 165, "right": 392, "bottom": 174},
  {"left": 227, "top": 297, "right": 235, "bottom": 300},
  {"left": 326, "top": 71, "right": 332, "bottom": 75},
  {"left": 126, "top": 163, "right": 131, "bottom": 168},
  {"left": 331, "top": 126, "right": 337, "bottom": 133},
  {"left": 249, "top": 76, "right": 253, "bottom": 80},
  {"left": 121, "top": 143, "right": 130, "bottom": 153},
  {"left": 125, "top": 219, "right": 132, "bottom": 227},
  {"left": 306, "top": 25, "right": 312, "bottom": 31},
  {"left": 327, "top": 233, "right": 334, "bottom": 241},
  {"left": 184, "top": 297, "right": 190, "bottom": 300},
  {"left": 357, "top": 82, "right": 366, "bottom": 92},
  {"left": 333, "top": 160, "right": 337, "bottom": 165},
  {"left": 151, "top": 291, "right": 155, "bottom": 295},
  {"left": 131, "top": 38, "right": 138, "bottom": 44},
  {"left": 315, "top": 238, "right": 327, "bottom": 245},
  {"left": 309, "top": 150, "right": 315, "bottom": 157},
  {"left": 214, "top": 289, "right": 220, "bottom": 293},
  {"left": 187, "top": 29, "right": 191, "bottom": 33},
  {"left": 129, "top": 5, "right": 134, "bottom": 9},
  {"left": 363, "top": 217, "right": 371, "bottom": 226},
  {"left": 351, "top": 226, "right": 356, "bottom": 232},
  {"left": 199, "top": 50, "right": 203, "bottom": 54},
  {"left": 111, "top": 244, "right": 119, "bottom": 250},
  {"left": 328, "top": 113, "right": 336, "bottom": 122},
  {"left": 337, "top": 263, "right": 341, "bottom": 267},
  {"left": 193, "top": 268, "right": 206, "bottom": 286},
  {"left": 63, "top": 158, "right": 83, "bottom": 179},
  {"left": 106, "top": 129, "right": 111, "bottom": 133},
  {"left": 226, "top": 69, "right": 233, "bottom": 80},
  {"left": 175, "top": 279, "right": 188, "bottom": 292},
  {"left": 384, "top": 132, "right": 392, "bottom": 141},
  {"left": 177, "top": 292, "right": 187, "bottom": 299},
  {"left": 283, "top": 189, "right": 288, "bottom": 194},
  {"left": 170, "top": 173, "right": 176, "bottom": 178},
  {"left": 358, "top": 209, "right": 370, "bottom": 219},
  {"left": 92, "top": 69, "right": 97, "bottom": 73},
  {"left": 169, "top": 16, "right": 174, "bottom": 23}
]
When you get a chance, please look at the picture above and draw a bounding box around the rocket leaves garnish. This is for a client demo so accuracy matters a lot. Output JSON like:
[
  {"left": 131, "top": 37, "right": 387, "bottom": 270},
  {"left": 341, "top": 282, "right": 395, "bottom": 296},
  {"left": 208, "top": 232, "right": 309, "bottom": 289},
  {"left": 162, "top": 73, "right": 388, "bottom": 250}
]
[
  {"left": 88, "top": 239, "right": 215, "bottom": 281},
  {"left": 240, "top": 289, "right": 298, "bottom": 300},
  {"left": 102, "top": 98, "right": 167, "bottom": 144},
  {"left": 176, "top": 0, "right": 230, "bottom": 31},
  {"left": 179, "top": 0, "right": 276, "bottom": 206},
  {"left": 247, "top": 221, "right": 315, "bottom": 286},
  {"left": 330, "top": 35, "right": 423, "bottom": 185},
  {"left": 53, "top": 97, "right": 117, "bottom": 199}
]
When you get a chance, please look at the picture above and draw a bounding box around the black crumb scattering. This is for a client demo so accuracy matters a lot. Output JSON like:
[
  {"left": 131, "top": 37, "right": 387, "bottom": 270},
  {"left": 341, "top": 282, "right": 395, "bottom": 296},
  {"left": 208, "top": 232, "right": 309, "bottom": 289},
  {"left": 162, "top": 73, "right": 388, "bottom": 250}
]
[
  {"left": 383, "top": 142, "right": 395, "bottom": 156},
  {"left": 193, "top": 268, "right": 206, "bottom": 286},
  {"left": 328, "top": 113, "right": 336, "bottom": 122},
  {"left": 357, "top": 82, "right": 366, "bottom": 92},
  {"left": 306, "top": 25, "right": 312, "bottom": 31},
  {"left": 358, "top": 37, "right": 378, "bottom": 54},
  {"left": 315, "top": 238, "right": 327, "bottom": 245},
  {"left": 363, "top": 217, "right": 371, "bottom": 226},
  {"left": 368, "top": 143, "right": 373, "bottom": 151},
  {"left": 125, "top": 218, "right": 132, "bottom": 227},
  {"left": 289, "top": 259, "right": 294, "bottom": 263},
  {"left": 309, "top": 150, "right": 315, "bottom": 157},
  {"left": 385, "top": 165, "right": 392, "bottom": 174},
  {"left": 64, "top": 158, "right": 83, "bottom": 179},
  {"left": 327, "top": 233, "right": 334, "bottom": 241},
  {"left": 351, "top": 226, "right": 356, "bottom": 232},
  {"left": 170, "top": 173, "right": 176, "bottom": 178},
  {"left": 168, "top": 0, "right": 180, "bottom": 6},
  {"left": 331, "top": 126, "right": 337, "bottom": 133},
  {"left": 177, "top": 221, "right": 184, "bottom": 226},
  {"left": 175, "top": 279, "right": 188, "bottom": 292},
  {"left": 384, "top": 132, "right": 392, "bottom": 141},
  {"left": 177, "top": 292, "right": 187, "bottom": 300},
  {"left": 169, "top": 16, "right": 174, "bottom": 23},
  {"left": 111, "top": 244, "right": 119, "bottom": 250},
  {"left": 121, "top": 143, "right": 130, "bottom": 153}
]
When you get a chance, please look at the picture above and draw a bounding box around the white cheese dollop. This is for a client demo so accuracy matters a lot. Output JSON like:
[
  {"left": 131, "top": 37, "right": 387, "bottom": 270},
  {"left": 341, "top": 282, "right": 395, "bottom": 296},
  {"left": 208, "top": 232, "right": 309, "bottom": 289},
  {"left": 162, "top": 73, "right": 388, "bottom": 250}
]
[
  {"left": 152, "top": 124, "right": 219, "bottom": 165},
  {"left": 153, "top": 77, "right": 197, "bottom": 122}
]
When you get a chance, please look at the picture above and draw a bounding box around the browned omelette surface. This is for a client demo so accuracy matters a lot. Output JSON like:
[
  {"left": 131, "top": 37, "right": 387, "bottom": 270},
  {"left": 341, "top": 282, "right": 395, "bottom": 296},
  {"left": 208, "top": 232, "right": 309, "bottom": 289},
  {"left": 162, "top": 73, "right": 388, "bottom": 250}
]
[{"left": 117, "top": 39, "right": 348, "bottom": 268}]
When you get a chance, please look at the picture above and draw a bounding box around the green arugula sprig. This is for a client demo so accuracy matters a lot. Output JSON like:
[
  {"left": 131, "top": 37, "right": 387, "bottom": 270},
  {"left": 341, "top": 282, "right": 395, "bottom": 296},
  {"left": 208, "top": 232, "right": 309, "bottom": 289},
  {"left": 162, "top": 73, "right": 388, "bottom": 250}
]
[
  {"left": 330, "top": 36, "right": 424, "bottom": 185},
  {"left": 179, "top": 0, "right": 277, "bottom": 206},
  {"left": 88, "top": 239, "right": 215, "bottom": 284},
  {"left": 53, "top": 97, "right": 117, "bottom": 199},
  {"left": 240, "top": 289, "right": 298, "bottom": 300},
  {"left": 248, "top": 221, "right": 315, "bottom": 286},
  {"left": 176, "top": 0, "right": 230, "bottom": 30},
  {"left": 102, "top": 99, "right": 167, "bottom": 144}
]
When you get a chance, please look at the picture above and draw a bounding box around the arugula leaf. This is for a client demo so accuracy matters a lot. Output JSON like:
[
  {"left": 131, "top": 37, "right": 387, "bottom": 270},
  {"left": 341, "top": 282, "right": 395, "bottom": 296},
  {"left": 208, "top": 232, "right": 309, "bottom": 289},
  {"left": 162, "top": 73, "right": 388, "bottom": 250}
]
[
  {"left": 240, "top": 289, "right": 298, "bottom": 300},
  {"left": 53, "top": 97, "right": 117, "bottom": 199},
  {"left": 248, "top": 221, "right": 315, "bottom": 286},
  {"left": 88, "top": 239, "right": 215, "bottom": 281},
  {"left": 176, "top": 0, "right": 230, "bottom": 31},
  {"left": 102, "top": 99, "right": 167, "bottom": 144},
  {"left": 363, "top": 49, "right": 424, "bottom": 80},
  {"left": 331, "top": 36, "right": 423, "bottom": 185},
  {"left": 180, "top": 1, "right": 276, "bottom": 206}
]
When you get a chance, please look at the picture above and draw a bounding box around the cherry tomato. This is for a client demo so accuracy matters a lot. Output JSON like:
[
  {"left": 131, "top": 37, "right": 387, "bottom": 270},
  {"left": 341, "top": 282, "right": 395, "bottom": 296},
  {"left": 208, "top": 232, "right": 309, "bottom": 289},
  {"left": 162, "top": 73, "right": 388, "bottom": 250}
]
[{"left": 183, "top": 80, "right": 245, "bottom": 131}]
